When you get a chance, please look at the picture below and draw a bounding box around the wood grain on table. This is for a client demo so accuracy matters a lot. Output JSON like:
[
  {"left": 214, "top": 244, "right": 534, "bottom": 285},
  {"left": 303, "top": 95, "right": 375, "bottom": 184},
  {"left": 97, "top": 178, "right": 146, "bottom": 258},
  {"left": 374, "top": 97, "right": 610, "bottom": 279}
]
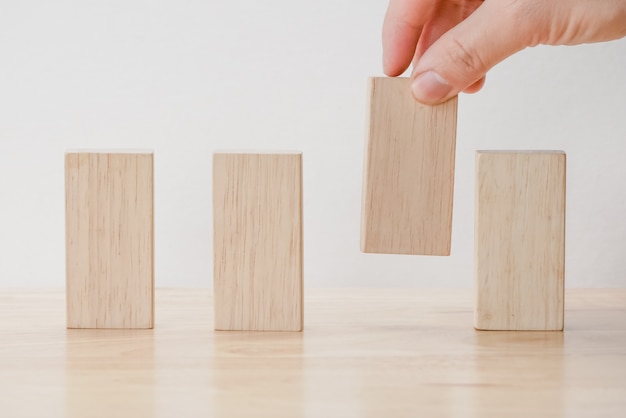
[{"left": 1, "top": 289, "right": 625, "bottom": 418}]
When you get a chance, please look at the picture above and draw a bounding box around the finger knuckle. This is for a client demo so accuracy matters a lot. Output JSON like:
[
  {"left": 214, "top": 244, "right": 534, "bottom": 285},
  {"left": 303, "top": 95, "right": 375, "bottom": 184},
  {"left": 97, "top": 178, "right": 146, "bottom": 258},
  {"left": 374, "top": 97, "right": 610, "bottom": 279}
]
[
  {"left": 446, "top": 37, "right": 487, "bottom": 76},
  {"left": 506, "top": 0, "right": 546, "bottom": 45}
]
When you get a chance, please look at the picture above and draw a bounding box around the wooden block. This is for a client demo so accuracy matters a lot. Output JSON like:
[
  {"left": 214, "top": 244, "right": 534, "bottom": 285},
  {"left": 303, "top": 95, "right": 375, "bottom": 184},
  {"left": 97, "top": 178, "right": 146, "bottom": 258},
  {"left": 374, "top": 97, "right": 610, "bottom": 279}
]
[
  {"left": 65, "top": 152, "right": 154, "bottom": 329},
  {"left": 361, "top": 77, "right": 458, "bottom": 255},
  {"left": 475, "top": 151, "right": 566, "bottom": 331},
  {"left": 213, "top": 153, "right": 303, "bottom": 331}
]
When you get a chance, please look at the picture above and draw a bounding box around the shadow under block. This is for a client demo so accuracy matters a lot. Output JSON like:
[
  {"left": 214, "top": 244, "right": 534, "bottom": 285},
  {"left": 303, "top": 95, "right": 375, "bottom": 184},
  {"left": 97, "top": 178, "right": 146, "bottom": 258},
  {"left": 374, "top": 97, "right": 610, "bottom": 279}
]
[
  {"left": 65, "top": 152, "right": 154, "bottom": 329},
  {"left": 213, "top": 153, "right": 303, "bottom": 331},
  {"left": 475, "top": 151, "right": 566, "bottom": 331},
  {"left": 361, "top": 77, "right": 458, "bottom": 255}
]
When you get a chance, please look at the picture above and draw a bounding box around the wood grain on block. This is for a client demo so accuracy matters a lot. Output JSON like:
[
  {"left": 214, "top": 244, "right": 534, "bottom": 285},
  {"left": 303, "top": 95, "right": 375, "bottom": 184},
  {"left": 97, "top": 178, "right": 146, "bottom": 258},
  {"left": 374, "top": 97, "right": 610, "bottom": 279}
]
[
  {"left": 475, "top": 151, "right": 566, "bottom": 331},
  {"left": 65, "top": 152, "right": 154, "bottom": 329},
  {"left": 213, "top": 153, "right": 303, "bottom": 331},
  {"left": 361, "top": 77, "right": 458, "bottom": 255}
]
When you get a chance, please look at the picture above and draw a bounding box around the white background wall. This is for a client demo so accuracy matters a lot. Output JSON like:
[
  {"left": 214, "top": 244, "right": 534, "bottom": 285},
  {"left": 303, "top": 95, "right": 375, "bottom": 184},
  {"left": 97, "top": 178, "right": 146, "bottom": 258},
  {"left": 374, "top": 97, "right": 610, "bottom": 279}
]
[{"left": 1, "top": 1, "right": 625, "bottom": 288}]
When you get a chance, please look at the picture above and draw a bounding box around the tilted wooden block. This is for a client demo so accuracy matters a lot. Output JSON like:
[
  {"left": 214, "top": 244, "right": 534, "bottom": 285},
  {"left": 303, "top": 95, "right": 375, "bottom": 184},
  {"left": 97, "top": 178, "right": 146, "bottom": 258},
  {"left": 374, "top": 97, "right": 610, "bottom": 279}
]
[
  {"left": 213, "top": 152, "right": 303, "bottom": 331},
  {"left": 65, "top": 152, "right": 154, "bottom": 329},
  {"left": 361, "top": 77, "right": 458, "bottom": 255},
  {"left": 475, "top": 151, "right": 566, "bottom": 331}
]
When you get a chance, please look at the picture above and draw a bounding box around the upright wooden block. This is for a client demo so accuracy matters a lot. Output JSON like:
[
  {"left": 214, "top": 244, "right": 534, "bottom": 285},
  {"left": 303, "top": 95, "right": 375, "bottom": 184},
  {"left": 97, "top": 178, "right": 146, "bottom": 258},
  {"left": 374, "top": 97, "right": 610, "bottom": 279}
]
[
  {"left": 213, "top": 153, "right": 303, "bottom": 331},
  {"left": 475, "top": 151, "right": 566, "bottom": 331},
  {"left": 361, "top": 77, "right": 458, "bottom": 255},
  {"left": 65, "top": 152, "right": 154, "bottom": 329}
]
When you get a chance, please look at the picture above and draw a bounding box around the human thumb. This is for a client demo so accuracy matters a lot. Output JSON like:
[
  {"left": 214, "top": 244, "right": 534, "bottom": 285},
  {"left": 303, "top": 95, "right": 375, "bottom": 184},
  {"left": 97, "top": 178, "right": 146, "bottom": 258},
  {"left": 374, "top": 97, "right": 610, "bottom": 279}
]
[{"left": 410, "top": 0, "right": 528, "bottom": 104}]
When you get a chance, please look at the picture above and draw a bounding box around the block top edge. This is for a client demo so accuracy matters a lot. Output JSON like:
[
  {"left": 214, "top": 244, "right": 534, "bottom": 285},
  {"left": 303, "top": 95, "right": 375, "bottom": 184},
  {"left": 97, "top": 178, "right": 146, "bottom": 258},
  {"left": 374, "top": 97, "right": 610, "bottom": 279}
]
[
  {"left": 213, "top": 150, "right": 302, "bottom": 155},
  {"left": 65, "top": 149, "right": 154, "bottom": 154},
  {"left": 476, "top": 150, "right": 565, "bottom": 155},
  {"left": 368, "top": 76, "right": 409, "bottom": 81}
]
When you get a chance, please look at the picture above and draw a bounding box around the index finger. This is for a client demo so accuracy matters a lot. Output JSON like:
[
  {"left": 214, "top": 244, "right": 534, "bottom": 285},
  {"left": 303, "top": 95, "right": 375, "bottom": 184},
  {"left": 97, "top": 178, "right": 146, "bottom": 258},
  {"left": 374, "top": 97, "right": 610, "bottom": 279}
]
[{"left": 382, "top": 0, "right": 437, "bottom": 76}]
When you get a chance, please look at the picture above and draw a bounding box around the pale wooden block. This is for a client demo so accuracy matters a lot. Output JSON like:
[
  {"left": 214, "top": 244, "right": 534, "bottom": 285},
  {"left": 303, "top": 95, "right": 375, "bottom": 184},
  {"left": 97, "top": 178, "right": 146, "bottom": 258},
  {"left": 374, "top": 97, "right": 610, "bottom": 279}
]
[
  {"left": 475, "top": 151, "right": 566, "bottom": 331},
  {"left": 213, "top": 153, "right": 303, "bottom": 331},
  {"left": 65, "top": 152, "right": 154, "bottom": 329},
  {"left": 361, "top": 77, "right": 458, "bottom": 255}
]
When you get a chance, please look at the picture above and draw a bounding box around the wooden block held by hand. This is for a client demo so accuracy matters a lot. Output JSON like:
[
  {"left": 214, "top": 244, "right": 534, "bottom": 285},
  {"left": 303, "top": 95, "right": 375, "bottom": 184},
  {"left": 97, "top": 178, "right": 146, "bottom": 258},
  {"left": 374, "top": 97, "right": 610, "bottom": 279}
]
[
  {"left": 213, "top": 153, "right": 303, "bottom": 331},
  {"left": 361, "top": 77, "right": 458, "bottom": 255},
  {"left": 475, "top": 151, "right": 566, "bottom": 331},
  {"left": 65, "top": 152, "right": 154, "bottom": 329}
]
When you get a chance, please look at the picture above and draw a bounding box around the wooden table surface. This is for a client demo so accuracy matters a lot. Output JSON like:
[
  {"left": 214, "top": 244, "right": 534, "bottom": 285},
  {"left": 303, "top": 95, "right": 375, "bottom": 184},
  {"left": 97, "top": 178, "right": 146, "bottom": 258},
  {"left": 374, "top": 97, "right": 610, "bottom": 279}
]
[{"left": 1, "top": 289, "right": 625, "bottom": 418}]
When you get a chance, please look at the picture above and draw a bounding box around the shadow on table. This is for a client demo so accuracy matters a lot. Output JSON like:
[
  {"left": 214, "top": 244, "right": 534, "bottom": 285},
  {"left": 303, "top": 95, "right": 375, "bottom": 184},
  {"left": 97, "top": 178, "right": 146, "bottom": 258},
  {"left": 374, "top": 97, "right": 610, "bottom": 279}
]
[
  {"left": 468, "top": 331, "right": 565, "bottom": 417},
  {"left": 211, "top": 330, "right": 304, "bottom": 417},
  {"left": 64, "top": 329, "right": 156, "bottom": 417}
]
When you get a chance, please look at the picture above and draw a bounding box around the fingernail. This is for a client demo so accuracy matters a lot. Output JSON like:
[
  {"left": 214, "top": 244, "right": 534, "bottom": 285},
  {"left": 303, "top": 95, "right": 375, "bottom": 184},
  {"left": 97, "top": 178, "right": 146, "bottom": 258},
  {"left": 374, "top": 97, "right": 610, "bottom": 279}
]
[{"left": 411, "top": 71, "right": 453, "bottom": 104}]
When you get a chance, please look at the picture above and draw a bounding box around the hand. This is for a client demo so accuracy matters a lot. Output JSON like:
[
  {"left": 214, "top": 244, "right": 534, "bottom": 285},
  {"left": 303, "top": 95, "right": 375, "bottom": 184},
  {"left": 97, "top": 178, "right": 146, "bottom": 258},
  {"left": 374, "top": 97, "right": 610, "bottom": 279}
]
[{"left": 383, "top": 0, "right": 626, "bottom": 104}]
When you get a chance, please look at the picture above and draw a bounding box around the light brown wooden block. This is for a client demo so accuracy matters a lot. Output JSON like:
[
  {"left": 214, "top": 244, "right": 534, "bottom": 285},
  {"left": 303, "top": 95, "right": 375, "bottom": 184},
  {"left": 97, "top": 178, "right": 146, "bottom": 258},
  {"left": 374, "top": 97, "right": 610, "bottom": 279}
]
[
  {"left": 475, "top": 151, "right": 566, "bottom": 331},
  {"left": 65, "top": 152, "right": 154, "bottom": 329},
  {"left": 361, "top": 77, "right": 458, "bottom": 255},
  {"left": 213, "top": 153, "right": 303, "bottom": 331}
]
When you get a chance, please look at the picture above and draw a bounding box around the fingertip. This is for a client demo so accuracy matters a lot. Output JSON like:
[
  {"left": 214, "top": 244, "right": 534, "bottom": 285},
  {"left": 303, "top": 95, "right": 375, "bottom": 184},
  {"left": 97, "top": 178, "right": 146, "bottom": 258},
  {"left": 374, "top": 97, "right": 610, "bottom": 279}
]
[
  {"left": 462, "top": 76, "right": 486, "bottom": 94},
  {"left": 409, "top": 1, "right": 519, "bottom": 103},
  {"left": 383, "top": 59, "right": 407, "bottom": 77},
  {"left": 382, "top": 34, "right": 415, "bottom": 77},
  {"left": 410, "top": 70, "right": 454, "bottom": 105},
  {"left": 382, "top": 0, "right": 433, "bottom": 79}
]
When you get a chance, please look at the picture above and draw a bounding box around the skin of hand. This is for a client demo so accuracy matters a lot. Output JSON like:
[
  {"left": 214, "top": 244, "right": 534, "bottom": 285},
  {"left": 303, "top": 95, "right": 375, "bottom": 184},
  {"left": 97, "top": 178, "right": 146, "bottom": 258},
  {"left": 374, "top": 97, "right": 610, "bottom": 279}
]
[{"left": 382, "top": 0, "right": 626, "bottom": 104}]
